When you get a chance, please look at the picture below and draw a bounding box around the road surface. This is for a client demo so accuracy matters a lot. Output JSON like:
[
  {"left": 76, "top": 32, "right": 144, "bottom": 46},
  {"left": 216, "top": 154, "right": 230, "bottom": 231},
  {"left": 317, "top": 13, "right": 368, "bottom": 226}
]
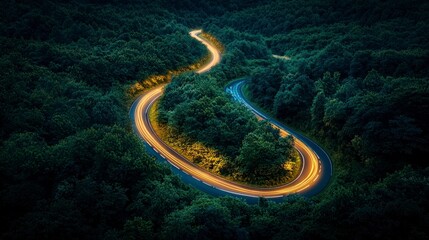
[
  {"left": 130, "top": 29, "right": 332, "bottom": 202},
  {"left": 226, "top": 80, "right": 333, "bottom": 197},
  {"left": 189, "top": 29, "right": 221, "bottom": 74}
]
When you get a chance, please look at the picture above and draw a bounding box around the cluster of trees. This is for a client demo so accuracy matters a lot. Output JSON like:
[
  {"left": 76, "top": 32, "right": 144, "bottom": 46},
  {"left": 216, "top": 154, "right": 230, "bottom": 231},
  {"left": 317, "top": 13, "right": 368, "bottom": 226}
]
[
  {"left": 1, "top": 0, "right": 428, "bottom": 239},
  {"left": 159, "top": 74, "right": 257, "bottom": 157},
  {"left": 241, "top": 0, "right": 429, "bottom": 169},
  {"left": 235, "top": 125, "right": 295, "bottom": 183},
  {"left": 248, "top": 66, "right": 429, "bottom": 168},
  {"left": 176, "top": 0, "right": 429, "bottom": 237},
  {"left": 160, "top": 166, "right": 429, "bottom": 240},
  {"left": 0, "top": 125, "right": 199, "bottom": 239},
  {"left": 158, "top": 73, "right": 296, "bottom": 183},
  {"left": 1, "top": 0, "right": 205, "bottom": 90}
]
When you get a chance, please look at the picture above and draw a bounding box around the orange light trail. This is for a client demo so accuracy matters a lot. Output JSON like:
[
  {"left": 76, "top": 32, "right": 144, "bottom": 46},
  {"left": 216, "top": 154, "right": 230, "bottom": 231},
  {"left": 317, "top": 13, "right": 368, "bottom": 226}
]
[{"left": 132, "top": 29, "right": 324, "bottom": 198}]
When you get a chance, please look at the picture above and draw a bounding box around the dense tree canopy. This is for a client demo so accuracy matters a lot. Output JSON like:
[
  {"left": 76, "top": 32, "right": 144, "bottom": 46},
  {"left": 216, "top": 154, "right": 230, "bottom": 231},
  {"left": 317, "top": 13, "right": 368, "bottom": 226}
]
[
  {"left": 1, "top": 0, "right": 428, "bottom": 239},
  {"left": 159, "top": 73, "right": 258, "bottom": 158},
  {"left": 157, "top": 73, "right": 296, "bottom": 184},
  {"left": 235, "top": 124, "right": 294, "bottom": 182}
]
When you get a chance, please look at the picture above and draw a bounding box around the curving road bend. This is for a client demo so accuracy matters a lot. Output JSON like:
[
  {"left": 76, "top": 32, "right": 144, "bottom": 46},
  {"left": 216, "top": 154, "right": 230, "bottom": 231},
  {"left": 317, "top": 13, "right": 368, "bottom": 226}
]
[
  {"left": 189, "top": 29, "right": 221, "bottom": 74},
  {"left": 226, "top": 80, "right": 333, "bottom": 197},
  {"left": 130, "top": 29, "right": 332, "bottom": 201}
]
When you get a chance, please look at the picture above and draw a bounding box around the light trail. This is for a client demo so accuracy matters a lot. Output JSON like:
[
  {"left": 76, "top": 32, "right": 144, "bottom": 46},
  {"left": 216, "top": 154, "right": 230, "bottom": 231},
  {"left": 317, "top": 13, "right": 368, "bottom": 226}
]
[
  {"left": 131, "top": 29, "right": 331, "bottom": 199},
  {"left": 189, "top": 29, "right": 221, "bottom": 73}
]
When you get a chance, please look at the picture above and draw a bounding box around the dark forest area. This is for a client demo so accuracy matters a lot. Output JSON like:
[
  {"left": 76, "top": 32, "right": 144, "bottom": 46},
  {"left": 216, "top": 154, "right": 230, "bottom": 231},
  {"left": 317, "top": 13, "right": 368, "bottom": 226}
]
[{"left": 1, "top": 0, "right": 428, "bottom": 239}]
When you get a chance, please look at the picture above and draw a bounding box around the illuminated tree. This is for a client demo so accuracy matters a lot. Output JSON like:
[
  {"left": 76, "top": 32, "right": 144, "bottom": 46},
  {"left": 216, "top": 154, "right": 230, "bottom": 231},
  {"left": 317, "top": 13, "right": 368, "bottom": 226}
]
[{"left": 235, "top": 123, "right": 294, "bottom": 182}]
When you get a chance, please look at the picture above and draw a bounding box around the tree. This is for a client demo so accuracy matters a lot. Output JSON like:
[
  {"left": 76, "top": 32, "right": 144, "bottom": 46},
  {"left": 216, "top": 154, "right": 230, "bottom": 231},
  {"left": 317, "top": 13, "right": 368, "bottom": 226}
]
[
  {"left": 312, "top": 41, "right": 352, "bottom": 77},
  {"left": 248, "top": 64, "right": 285, "bottom": 109},
  {"left": 273, "top": 74, "right": 315, "bottom": 120},
  {"left": 235, "top": 123, "right": 294, "bottom": 182},
  {"left": 159, "top": 74, "right": 258, "bottom": 158},
  {"left": 123, "top": 217, "right": 153, "bottom": 240},
  {"left": 350, "top": 50, "right": 371, "bottom": 78},
  {"left": 310, "top": 91, "right": 326, "bottom": 130},
  {"left": 323, "top": 99, "right": 346, "bottom": 130},
  {"left": 92, "top": 97, "right": 120, "bottom": 125},
  {"left": 361, "top": 69, "right": 383, "bottom": 92},
  {"left": 314, "top": 72, "right": 340, "bottom": 96},
  {"left": 161, "top": 197, "right": 243, "bottom": 240}
]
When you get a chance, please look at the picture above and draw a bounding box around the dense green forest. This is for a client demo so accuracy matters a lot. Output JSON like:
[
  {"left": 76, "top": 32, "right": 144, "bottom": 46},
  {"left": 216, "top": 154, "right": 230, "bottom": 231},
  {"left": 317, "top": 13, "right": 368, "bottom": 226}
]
[
  {"left": 157, "top": 73, "right": 298, "bottom": 185},
  {"left": 1, "top": 0, "right": 428, "bottom": 239}
]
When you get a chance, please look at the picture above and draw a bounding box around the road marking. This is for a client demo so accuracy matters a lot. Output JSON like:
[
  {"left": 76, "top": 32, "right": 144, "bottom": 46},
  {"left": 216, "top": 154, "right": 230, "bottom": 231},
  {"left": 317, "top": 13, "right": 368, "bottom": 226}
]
[
  {"left": 314, "top": 152, "right": 320, "bottom": 159},
  {"left": 192, "top": 176, "right": 201, "bottom": 181},
  {"left": 313, "top": 174, "right": 320, "bottom": 182},
  {"left": 169, "top": 162, "right": 179, "bottom": 169}
]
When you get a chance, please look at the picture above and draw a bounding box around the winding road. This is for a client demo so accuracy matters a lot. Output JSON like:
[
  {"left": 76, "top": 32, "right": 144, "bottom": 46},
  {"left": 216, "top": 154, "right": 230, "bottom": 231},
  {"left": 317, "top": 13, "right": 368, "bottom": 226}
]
[{"left": 130, "top": 29, "right": 332, "bottom": 201}]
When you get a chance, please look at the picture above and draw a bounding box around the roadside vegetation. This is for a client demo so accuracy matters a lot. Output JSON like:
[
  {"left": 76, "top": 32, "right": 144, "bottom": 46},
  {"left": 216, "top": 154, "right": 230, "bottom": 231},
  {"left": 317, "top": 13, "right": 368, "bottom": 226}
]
[
  {"left": 1, "top": 0, "right": 428, "bottom": 239},
  {"left": 155, "top": 73, "right": 300, "bottom": 186}
]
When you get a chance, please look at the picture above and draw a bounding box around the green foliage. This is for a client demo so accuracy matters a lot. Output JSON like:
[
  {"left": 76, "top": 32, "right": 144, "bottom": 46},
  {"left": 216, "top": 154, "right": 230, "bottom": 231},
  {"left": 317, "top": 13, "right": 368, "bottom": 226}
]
[
  {"left": 161, "top": 197, "right": 244, "bottom": 240},
  {"left": 159, "top": 73, "right": 258, "bottom": 158},
  {"left": 248, "top": 64, "right": 285, "bottom": 109},
  {"left": 1, "top": 0, "right": 429, "bottom": 239},
  {"left": 310, "top": 91, "right": 326, "bottom": 130},
  {"left": 241, "top": 0, "right": 429, "bottom": 165},
  {"left": 0, "top": 0, "right": 205, "bottom": 238},
  {"left": 123, "top": 217, "right": 153, "bottom": 240},
  {"left": 274, "top": 73, "right": 315, "bottom": 120},
  {"left": 235, "top": 123, "right": 294, "bottom": 183},
  {"left": 158, "top": 73, "right": 298, "bottom": 183}
]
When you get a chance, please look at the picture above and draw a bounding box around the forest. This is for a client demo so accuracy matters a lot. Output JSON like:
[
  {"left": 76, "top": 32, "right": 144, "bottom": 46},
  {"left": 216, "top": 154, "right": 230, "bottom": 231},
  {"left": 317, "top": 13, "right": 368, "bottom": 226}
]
[
  {"left": 1, "top": 0, "right": 428, "bottom": 239},
  {"left": 153, "top": 72, "right": 299, "bottom": 185}
]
